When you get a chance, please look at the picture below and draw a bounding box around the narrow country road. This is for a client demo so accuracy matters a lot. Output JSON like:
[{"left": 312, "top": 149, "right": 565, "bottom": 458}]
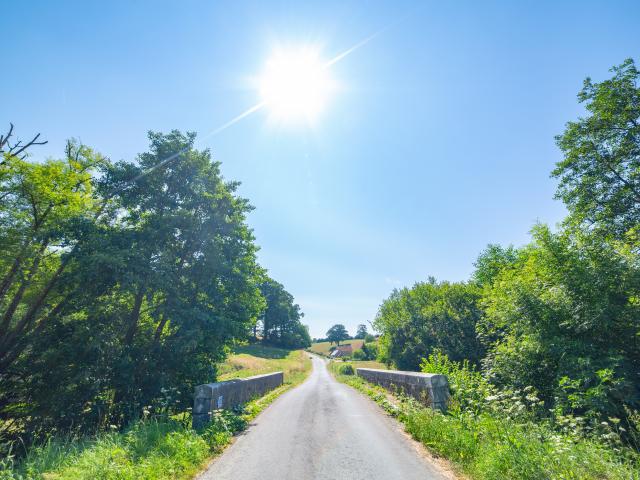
[{"left": 200, "top": 355, "right": 450, "bottom": 480}]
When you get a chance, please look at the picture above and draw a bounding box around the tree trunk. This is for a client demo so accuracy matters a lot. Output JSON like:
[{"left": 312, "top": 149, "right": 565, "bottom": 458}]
[{"left": 123, "top": 285, "right": 145, "bottom": 346}]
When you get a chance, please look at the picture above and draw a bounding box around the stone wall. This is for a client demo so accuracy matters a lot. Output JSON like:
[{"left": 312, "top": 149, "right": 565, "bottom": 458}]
[
  {"left": 356, "top": 368, "right": 449, "bottom": 410},
  {"left": 193, "top": 371, "right": 284, "bottom": 428}
]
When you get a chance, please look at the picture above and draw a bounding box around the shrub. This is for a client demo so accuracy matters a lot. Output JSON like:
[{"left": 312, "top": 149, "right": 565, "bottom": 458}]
[
  {"left": 361, "top": 342, "right": 379, "bottom": 361},
  {"left": 421, "top": 350, "right": 494, "bottom": 415},
  {"left": 337, "top": 363, "right": 355, "bottom": 375},
  {"left": 352, "top": 350, "right": 366, "bottom": 360}
]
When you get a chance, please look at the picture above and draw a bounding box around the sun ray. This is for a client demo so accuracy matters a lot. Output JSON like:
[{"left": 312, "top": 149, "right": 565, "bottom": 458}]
[{"left": 126, "top": 26, "right": 392, "bottom": 187}]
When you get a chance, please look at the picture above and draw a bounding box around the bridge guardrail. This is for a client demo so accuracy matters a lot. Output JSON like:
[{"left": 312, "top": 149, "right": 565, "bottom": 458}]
[
  {"left": 356, "top": 368, "right": 449, "bottom": 410},
  {"left": 193, "top": 371, "right": 283, "bottom": 428}
]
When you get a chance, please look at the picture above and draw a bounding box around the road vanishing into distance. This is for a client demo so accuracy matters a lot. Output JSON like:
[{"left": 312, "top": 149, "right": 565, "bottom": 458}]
[{"left": 201, "top": 355, "right": 450, "bottom": 480}]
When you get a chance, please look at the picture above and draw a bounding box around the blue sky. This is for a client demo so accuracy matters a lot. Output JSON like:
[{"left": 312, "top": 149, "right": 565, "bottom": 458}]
[{"left": 4, "top": 1, "right": 640, "bottom": 338}]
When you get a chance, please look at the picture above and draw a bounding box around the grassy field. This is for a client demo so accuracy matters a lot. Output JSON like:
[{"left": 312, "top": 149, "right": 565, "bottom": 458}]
[
  {"left": 331, "top": 369, "right": 640, "bottom": 480},
  {"left": 0, "top": 345, "right": 311, "bottom": 480},
  {"left": 307, "top": 339, "right": 364, "bottom": 356},
  {"left": 218, "top": 344, "right": 311, "bottom": 385}
]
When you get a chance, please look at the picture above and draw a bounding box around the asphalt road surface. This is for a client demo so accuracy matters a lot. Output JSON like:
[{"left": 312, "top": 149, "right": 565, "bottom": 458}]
[{"left": 200, "top": 355, "right": 450, "bottom": 480}]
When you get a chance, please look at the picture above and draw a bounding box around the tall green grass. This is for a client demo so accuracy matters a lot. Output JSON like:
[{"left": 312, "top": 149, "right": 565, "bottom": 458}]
[
  {"left": 0, "top": 416, "right": 231, "bottom": 480},
  {"left": 333, "top": 370, "right": 640, "bottom": 480}
]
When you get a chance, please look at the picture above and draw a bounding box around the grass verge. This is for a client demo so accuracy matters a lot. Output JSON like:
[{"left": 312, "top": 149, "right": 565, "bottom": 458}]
[
  {"left": 0, "top": 348, "right": 311, "bottom": 480},
  {"left": 330, "top": 363, "right": 640, "bottom": 480}
]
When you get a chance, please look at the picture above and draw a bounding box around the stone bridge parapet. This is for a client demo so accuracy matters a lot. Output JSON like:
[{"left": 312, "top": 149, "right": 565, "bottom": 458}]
[
  {"left": 356, "top": 368, "right": 449, "bottom": 410},
  {"left": 193, "top": 371, "right": 283, "bottom": 428}
]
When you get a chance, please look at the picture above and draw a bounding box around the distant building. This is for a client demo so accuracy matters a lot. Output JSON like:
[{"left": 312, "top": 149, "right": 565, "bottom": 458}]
[{"left": 330, "top": 344, "right": 353, "bottom": 358}]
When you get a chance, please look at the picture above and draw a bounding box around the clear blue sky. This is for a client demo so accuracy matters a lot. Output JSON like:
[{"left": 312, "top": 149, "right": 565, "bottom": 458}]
[{"left": 4, "top": 1, "right": 640, "bottom": 338}]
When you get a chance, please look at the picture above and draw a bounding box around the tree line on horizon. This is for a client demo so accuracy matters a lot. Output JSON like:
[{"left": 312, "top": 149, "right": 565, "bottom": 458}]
[
  {"left": 312, "top": 323, "right": 374, "bottom": 344},
  {"left": 374, "top": 59, "right": 640, "bottom": 449},
  {"left": 0, "top": 128, "right": 309, "bottom": 448}
]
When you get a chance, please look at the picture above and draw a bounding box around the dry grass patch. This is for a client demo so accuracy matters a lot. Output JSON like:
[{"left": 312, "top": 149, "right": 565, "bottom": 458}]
[{"left": 218, "top": 344, "right": 311, "bottom": 385}]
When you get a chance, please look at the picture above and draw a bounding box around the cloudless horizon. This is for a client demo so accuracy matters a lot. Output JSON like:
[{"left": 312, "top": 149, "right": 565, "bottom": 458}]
[{"left": 5, "top": 0, "right": 640, "bottom": 338}]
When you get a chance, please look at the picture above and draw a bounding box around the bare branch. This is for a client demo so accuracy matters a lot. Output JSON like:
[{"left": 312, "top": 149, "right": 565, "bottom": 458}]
[
  {"left": 0, "top": 123, "right": 14, "bottom": 149},
  {"left": 0, "top": 124, "right": 48, "bottom": 162}
]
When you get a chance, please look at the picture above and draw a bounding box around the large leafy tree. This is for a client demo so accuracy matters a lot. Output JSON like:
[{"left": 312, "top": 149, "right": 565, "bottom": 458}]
[
  {"left": 374, "top": 280, "right": 484, "bottom": 371},
  {"left": 93, "top": 130, "right": 264, "bottom": 420},
  {"left": 1, "top": 129, "right": 266, "bottom": 438},
  {"left": 326, "top": 324, "right": 349, "bottom": 346},
  {"left": 0, "top": 136, "right": 104, "bottom": 375},
  {"left": 354, "top": 324, "right": 368, "bottom": 339},
  {"left": 478, "top": 225, "right": 640, "bottom": 421},
  {"left": 553, "top": 59, "right": 640, "bottom": 241},
  {"left": 258, "top": 277, "right": 309, "bottom": 348}
]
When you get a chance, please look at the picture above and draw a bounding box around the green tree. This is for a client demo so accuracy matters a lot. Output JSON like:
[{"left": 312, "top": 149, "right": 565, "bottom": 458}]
[
  {"left": 0, "top": 135, "right": 104, "bottom": 375},
  {"left": 553, "top": 59, "right": 640, "bottom": 241},
  {"left": 472, "top": 244, "right": 519, "bottom": 287},
  {"left": 95, "top": 130, "right": 264, "bottom": 421},
  {"left": 479, "top": 225, "right": 640, "bottom": 423},
  {"left": 354, "top": 324, "right": 368, "bottom": 339},
  {"left": 326, "top": 324, "right": 349, "bottom": 346},
  {"left": 258, "top": 277, "right": 309, "bottom": 348},
  {"left": 1, "top": 129, "right": 266, "bottom": 439},
  {"left": 374, "top": 279, "right": 484, "bottom": 371}
]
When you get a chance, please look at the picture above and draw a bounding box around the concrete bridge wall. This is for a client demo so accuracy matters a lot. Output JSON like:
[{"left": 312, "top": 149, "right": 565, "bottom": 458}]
[
  {"left": 193, "top": 371, "right": 283, "bottom": 428},
  {"left": 356, "top": 368, "right": 449, "bottom": 410}
]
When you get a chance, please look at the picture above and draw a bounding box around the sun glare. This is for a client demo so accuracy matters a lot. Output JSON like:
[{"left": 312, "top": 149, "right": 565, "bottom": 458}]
[{"left": 259, "top": 47, "right": 335, "bottom": 123}]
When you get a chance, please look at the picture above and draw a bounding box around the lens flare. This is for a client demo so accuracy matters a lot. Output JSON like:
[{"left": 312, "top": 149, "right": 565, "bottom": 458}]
[{"left": 259, "top": 47, "right": 335, "bottom": 123}]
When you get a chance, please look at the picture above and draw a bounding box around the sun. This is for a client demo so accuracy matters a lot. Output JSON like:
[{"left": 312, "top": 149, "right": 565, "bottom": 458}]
[{"left": 259, "top": 47, "right": 335, "bottom": 123}]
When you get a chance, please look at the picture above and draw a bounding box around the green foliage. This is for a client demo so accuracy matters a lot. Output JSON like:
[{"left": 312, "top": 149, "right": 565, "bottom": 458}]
[
  {"left": 337, "top": 372, "right": 640, "bottom": 480},
  {"left": 258, "top": 278, "right": 310, "bottom": 349},
  {"left": 337, "top": 363, "right": 355, "bottom": 375},
  {"left": 403, "top": 407, "right": 639, "bottom": 480},
  {"left": 0, "top": 129, "right": 275, "bottom": 446},
  {"left": 553, "top": 59, "right": 640, "bottom": 241},
  {"left": 0, "top": 418, "right": 227, "bottom": 480},
  {"left": 374, "top": 279, "right": 484, "bottom": 370},
  {"left": 326, "top": 324, "right": 349, "bottom": 345},
  {"left": 368, "top": 60, "right": 640, "bottom": 464},
  {"left": 360, "top": 341, "right": 379, "bottom": 361},
  {"left": 0, "top": 378, "right": 298, "bottom": 480},
  {"left": 354, "top": 324, "right": 368, "bottom": 339},
  {"left": 421, "top": 350, "right": 494, "bottom": 415},
  {"left": 479, "top": 225, "right": 640, "bottom": 435},
  {"left": 472, "top": 244, "right": 519, "bottom": 287},
  {"left": 352, "top": 349, "right": 366, "bottom": 360}
]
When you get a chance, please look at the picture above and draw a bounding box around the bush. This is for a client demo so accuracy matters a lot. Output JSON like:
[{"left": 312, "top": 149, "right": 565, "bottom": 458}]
[
  {"left": 337, "top": 363, "right": 355, "bottom": 375},
  {"left": 421, "top": 350, "right": 495, "bottom": 415},
  {"left": 374, "top": 280, "right": 484, "bottom": 370},
  {"left": 352, "top": 350, "right": 366, "bottom": 360},
  {"left": 361, "top": 342, "right": 379, "bottom": 361}
]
